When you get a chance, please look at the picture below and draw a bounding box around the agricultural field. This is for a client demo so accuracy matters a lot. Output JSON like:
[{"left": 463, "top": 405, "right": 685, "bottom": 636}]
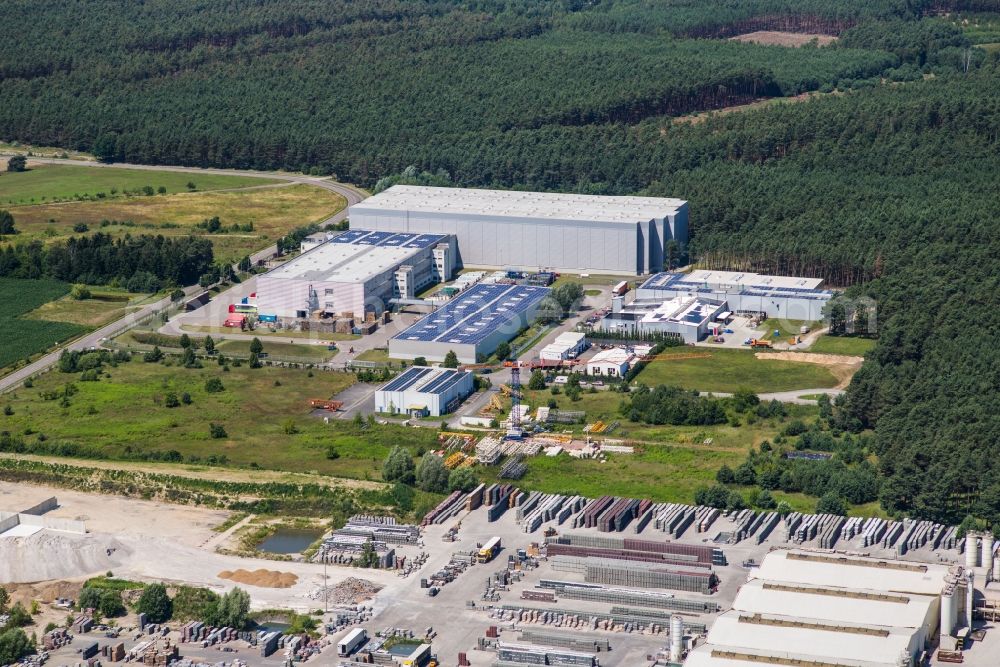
[
  {"left": 808, "top": 335, "right": 876, "bottom": 356},
  {"left": 0, "top": 278, "right": 86, "bottom": 370},
  {"left": 0, "top": 162, "right": 273, "bottom": 205},
  {"left": 633, "top": 347, "right": 838, "bottom": 393},
  {"left": 23, "top": 286, "right": 149, "bottom": 327},
  {"left": 0, "top": 358, "right": 436, "bottom": 478},
  {"left": 5, "top": 180, "right": 346, "bottom": 264}
]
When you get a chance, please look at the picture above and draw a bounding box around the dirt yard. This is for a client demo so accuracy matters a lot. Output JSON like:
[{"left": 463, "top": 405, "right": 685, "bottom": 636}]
[
  {"left": 755, "top": 351, "right": 864, "bottom": 389},
  {"left": 0, "top": 480, "right": 230, "bottom": 547},
  {"left": 729, "top": 31, "right": 838, "bottom": 47}
]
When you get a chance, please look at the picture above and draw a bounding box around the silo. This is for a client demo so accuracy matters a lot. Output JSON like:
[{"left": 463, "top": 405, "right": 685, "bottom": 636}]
[
  {"left": 965, "top": 533, "right": 980, "bottom": 570},
  {"left": 966, "top": 570, "right": 975, "bottom": 629},
  {"left": 982, "top": 534, "right": 994, "bottom": 575},
  {"left": 940, "top": 587, "right": 955, "bottom": 638},
  {"left": 669, "top": 615, "right": 684, "bottom": 663}
]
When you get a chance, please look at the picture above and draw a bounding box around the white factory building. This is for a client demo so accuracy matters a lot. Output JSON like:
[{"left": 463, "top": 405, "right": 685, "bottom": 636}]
[
  {"left": 685, "top": 549, "right": 965, "bottom": 667},
  {"left": 538, "top": 331, "right": 588, "bottom": 362},
  {"left": 256, "top": 229, "right": 455, "bottom": 320},
  {"left": 596, "top": 295, "right": 728, "bottom": 344},
  {"left": 348, "top": 185, "right": 689, "bottom": 275},
  {"left": 585, "top": 348, "right": 634, "bottom": 377},
  {"left": 638, "top": 270, "right": 833, "bottom": 322},
  {"left": 389, "top": 283, "right": 550, "bottom": 364},
  {"left": 374, "top": 366, "right": 474, "bottom": 417}
]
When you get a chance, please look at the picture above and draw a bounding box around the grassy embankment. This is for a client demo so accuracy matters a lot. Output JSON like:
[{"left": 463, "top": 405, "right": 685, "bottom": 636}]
[
  {"left": 809, "top": 335, "right": 876, "bottom": 356},
  {"left": 0, "top": 164, "right": 346, "bottom": 263}
]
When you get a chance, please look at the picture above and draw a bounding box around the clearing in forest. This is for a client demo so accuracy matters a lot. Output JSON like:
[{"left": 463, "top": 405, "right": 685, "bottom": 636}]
[{"left": 729, "top": 31, "right": 838, "bottom": 47}]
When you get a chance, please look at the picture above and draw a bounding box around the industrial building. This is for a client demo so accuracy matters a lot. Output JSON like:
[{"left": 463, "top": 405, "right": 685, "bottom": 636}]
[
  {"left": 348, "top": 185, "right": 689, "bottom": 275},
  {"left": 596, "top": 295, "right": 728, "bottom": 343},
  {"left": 539, "top": 331, "right": 588, "bottom": 361},
  {"left": 585, "top": 348, "right": 635, "bottom": 377},
  {"left": 374, "top": 366, "right": 475, "bottom": 417},
  {"left": 256, "top": 229, "right": 455, "bottom": 320},
  {"left": 638, "top": 270, "right": 833, "bottom": 321},
  {"left": 685, "top": 549, "right": 963, "bottom": 667},
  {"left": 389, "top": 283, "right": 550, "bottom": 364}
]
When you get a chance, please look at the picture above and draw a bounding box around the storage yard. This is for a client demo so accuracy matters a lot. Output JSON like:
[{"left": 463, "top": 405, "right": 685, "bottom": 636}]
[{"left": 5, "top": 475, "right": 1000, "bottom": 667}]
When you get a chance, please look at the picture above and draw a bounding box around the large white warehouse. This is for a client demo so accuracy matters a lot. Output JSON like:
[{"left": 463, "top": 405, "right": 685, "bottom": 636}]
[
  {"left": 256, "top": 229, "right": 455, "bottom": 320},
  {"left": 685, "top": 549, "right": 964, "bottom": 667},
  {"left": 375, "top": 366, "right": 474, "bottom": 417},
  {"left": 348, "top": 185, "right": 689, "bottom": 275},
  {"left": 638, "top": 270, "right": 833, "bottom": 322}
]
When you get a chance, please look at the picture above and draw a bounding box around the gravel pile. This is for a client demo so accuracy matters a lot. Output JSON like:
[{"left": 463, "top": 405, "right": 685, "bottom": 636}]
[{"left": 309, "top": 577, "right": 381, "bottom": 604}]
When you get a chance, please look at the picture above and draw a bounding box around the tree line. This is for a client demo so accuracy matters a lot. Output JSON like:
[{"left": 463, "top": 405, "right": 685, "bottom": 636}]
[{"left": 0, "top": 232, "right": 214, "bottom": 288}]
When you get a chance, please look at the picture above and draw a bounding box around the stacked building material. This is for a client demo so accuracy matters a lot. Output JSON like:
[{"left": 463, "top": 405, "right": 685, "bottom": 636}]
[
  {"left": 496, "top": 642, "right": 597, "bottom": 667},
  {"left": 519, "top": 630, "right": 611, "bottom": 653},
  {"left": 422, "top": 491, "right": 465, "bottom": 526},
  {"left": 538, "top": 579, "right": 720, "bottom": 614}
]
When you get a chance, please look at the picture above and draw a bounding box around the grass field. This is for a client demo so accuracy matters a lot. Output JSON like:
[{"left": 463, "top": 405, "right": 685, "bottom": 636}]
[
  {"left": 0, "top": 163, "right": 275, "bottom": 205},
  {"left": 24, "top": 286, "right": 149, "bottom": 327},
  {"left": 355, "top": 348, "right": 391, "bottom": 363},
  {"left": 633, "top": 347, "right": 838, "bottom": 393},
  {"left": 809, "top": 335, "right": 876, "bottom": 356},
  {"left": 0, "top": 278, "right": 86, "bottom": 369},
  {"left": 757, "top": 318, "right": 820, "bottom": 339},
  {"left": 0, "top": 359, "right": 437, "bottom": 478},
  {"left": 6, "top": 182, "right": 346, "bottom": 263},
  {"left": 214, "top": 339, "right": 336, "bottom": 362}
]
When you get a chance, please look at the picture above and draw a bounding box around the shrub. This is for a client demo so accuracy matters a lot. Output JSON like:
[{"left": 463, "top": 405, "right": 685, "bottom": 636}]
[
  {"left": 209, "top": 423, "right": 227, "bottom": 439},
  {"left": 204, "top": 377, "right": 225, "bottom": 393}
]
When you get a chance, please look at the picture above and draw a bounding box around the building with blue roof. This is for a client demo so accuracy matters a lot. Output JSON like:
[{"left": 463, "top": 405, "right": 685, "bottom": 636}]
[
  {"left": 375, "top": 366, "right": 475, "bottom": 417},
  {"left": 256, "top": 229, "right": 455, "bottom": 320},
  {"left": 389, "top": 283, "right": 551, "bottom": 363}
]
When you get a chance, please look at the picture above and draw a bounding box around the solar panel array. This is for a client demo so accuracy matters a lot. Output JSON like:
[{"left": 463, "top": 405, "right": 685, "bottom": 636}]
[
  {"left": 395, "top": 283, "right": 550, "bottom": 346},
  {"left": 330, "top": 229, "right": 446, "bottom": 249},
  {"left": 380, "top": 366, "right": 470, "bottom": 396}
]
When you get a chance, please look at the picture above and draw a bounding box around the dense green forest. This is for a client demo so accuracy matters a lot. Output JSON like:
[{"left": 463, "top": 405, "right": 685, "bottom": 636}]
[
  {"left": 0, "top": 0, "right": 983, "bottom": 182},
  {"left": 3, "top": 0, "right": 1000, "bottom": 527}
]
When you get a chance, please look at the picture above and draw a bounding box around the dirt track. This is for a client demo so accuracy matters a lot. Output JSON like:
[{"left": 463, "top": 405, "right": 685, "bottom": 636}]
[{"left": 755, "top": 351, "right": 863, "bottom": 389}]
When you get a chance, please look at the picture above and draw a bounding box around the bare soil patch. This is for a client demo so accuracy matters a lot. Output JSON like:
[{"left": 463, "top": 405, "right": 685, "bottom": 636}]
[
  {"left": 218, "top": 568, "right": 298, "bottom": 588},
  {"left": 729, "top": 31, "right": 837, "bottom": 47}
]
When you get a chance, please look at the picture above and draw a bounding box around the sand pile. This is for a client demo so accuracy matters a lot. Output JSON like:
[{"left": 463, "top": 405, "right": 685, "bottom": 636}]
[
  {"left": 218, "top": 568, "right": 298, "bottom": 588},
  {"left": 308, "top": 577, "right": 382, "bottom": 604},
  {"left": 0, "top": 532, "right": 129, "bottom": 583}
]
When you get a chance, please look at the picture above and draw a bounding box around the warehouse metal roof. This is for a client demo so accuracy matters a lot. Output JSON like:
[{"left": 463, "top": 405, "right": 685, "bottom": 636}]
[
  {"left": 751, "top": 549, "right": 954, "bottom": 596},
  {"left": 684, "top": 645, "right": 891, "bottom": 667},
  {"left": 732, "top": 578, "right": 935, "bottom": 631},
  {"left": 695, "top": 610, "right": 917, "bottom": 666},
  {"left": 641, "top": 271, "right": 830, "bottom": 298},
  {"left": 350, "top": 185, "right": 687, "bottom": 224},
  {"left": 394, "top": 283, "right": 550, "bottom": 345},
  {"left": 265, "top": 229, "right": 447, "bottom": 283},
  {"left": 378, "top": 366, "right": 471, "bottom": 396}
]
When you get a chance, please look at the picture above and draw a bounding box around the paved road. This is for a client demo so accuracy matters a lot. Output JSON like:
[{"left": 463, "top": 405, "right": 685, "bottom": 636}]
[{"left": 0, "top": 158, "right": 366, "bottom": 394}]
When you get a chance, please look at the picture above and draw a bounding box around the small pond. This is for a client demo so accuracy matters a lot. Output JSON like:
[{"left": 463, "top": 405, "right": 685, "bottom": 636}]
[{"left": 257, "top": 528, "right": 322, "bottom": 554}]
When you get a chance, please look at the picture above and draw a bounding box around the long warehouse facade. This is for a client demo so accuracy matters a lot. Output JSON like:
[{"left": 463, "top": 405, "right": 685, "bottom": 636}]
[
  {"left": 638, "top": 270, "right": 833, "bottom": 322},
  {"left": 348, "top": 185, "right": 689, "bottom": 275},
  {"left": 389, "top": 283, "right": 550, "bottom": 364},
  {"left": 256, "top": 229, "right": 455, "bottom": 320}
]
